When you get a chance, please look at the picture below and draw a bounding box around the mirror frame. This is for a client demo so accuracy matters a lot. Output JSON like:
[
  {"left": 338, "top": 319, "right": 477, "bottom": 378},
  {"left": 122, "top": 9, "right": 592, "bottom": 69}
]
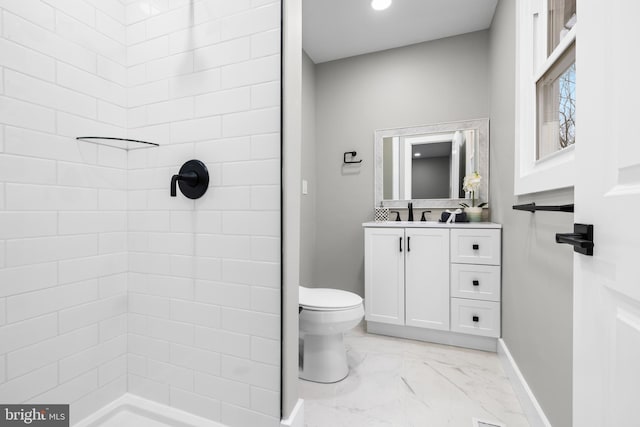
[{"left": 374, "top": 118, "right": 489, "bottom": 209}]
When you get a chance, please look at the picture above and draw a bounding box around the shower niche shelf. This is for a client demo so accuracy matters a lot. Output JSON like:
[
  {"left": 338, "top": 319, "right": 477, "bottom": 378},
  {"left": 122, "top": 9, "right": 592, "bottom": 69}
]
[{"left": 76, "top": 136, "right": 159, "bottom": 150}]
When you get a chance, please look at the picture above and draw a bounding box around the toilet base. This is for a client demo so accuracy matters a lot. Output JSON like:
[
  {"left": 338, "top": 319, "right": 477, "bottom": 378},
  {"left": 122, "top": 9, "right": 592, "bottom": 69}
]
[{"left": 299, "top": 332, "right": 349, "bottom": 383}]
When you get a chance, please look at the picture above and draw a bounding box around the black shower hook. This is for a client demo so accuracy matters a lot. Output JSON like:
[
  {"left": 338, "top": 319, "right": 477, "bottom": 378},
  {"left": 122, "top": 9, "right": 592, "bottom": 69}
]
[{"left": 343, "top": 151, "right": 363, "bottom": 164}]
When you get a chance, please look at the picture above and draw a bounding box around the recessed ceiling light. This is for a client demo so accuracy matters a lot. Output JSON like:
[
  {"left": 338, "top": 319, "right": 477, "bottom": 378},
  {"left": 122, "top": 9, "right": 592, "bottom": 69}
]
[
  {"left": 414, "top": 152, "right": 421, "bottom": 157},
  {"left": 371, "top": 0, "right": 392, "bottom": 11}
]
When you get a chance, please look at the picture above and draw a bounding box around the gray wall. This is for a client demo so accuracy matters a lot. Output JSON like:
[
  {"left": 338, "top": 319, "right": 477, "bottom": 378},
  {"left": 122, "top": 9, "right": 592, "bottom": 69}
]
[
  {"left": 412, "top": 156, "right": 451, "bottom": 199},
  {"left": 312, "top": 31, "right": 490, "bottom": 295},
  {"left": 488, "top": 1, "right": 573, "bottom": 426},
  {"left": 300, "top": 50, "right": 317, "bottom": 286}
]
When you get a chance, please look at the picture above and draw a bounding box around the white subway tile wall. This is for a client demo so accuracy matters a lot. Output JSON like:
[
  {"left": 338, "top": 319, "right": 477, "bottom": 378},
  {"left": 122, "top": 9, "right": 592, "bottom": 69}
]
[
  {"left": 0, "top": 0, "right": 129, "bottom": 422},
  {"left": 0, "top": 1, "right": 281, "bottom": 426}
]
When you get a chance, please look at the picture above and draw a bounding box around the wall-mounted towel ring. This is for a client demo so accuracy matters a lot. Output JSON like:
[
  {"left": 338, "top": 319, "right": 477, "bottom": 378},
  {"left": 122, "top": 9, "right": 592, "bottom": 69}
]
[{"left": 344, "top": 151, "right": 362, "bottom": 164}]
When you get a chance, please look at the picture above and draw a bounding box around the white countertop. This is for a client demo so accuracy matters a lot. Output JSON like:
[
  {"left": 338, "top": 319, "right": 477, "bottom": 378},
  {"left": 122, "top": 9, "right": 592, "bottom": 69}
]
[{"left": 362, "top": 221, "right": 502, "bottom": 229}]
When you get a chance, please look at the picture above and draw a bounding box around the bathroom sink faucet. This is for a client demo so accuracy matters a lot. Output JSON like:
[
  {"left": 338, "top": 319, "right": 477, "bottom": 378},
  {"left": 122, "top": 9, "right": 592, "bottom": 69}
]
[{"left": 408, "top": 202, "right": 414, "bottom": 221}]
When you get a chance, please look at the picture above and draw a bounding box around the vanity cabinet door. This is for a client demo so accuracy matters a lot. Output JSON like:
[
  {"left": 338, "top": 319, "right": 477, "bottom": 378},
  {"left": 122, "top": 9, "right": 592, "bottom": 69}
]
[
  {"left": 405, "top": 228, "right": 450, "bottom": 331},
  {"left": 364, "top": 228, "right": 405, "bottom": 325}
]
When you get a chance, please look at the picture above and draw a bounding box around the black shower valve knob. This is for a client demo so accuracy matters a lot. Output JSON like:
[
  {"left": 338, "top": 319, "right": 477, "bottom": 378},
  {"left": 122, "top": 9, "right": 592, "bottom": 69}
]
[{"left": 170, "top": 160, "right": 209, "bottom": 199}]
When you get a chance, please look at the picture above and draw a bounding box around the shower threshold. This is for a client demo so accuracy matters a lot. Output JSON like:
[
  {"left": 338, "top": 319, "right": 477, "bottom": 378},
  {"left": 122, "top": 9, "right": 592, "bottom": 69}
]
[{"left": 74, "top": 394, "right": 225, "bottom": 427}]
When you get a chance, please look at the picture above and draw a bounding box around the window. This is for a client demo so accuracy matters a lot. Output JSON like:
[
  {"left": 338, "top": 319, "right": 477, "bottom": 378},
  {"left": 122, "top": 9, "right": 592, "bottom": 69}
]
[
  {"left": 537, "top": 43, "right": 575, "bottom": 160},
  {"left": 515, "top": 0, "right": 577, "bottom": 194},
  {"left": 547, "top": 0, "right": 576, "bottom": 54}
]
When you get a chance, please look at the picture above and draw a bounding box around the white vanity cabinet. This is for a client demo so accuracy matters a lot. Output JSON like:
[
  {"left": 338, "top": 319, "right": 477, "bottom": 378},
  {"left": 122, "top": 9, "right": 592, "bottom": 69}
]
[
  {"left": 364, "top": 227, "right": 450, "bottom": 330},
  {"left": 363, "top": 222, "right": 502, "bottom": 352}
]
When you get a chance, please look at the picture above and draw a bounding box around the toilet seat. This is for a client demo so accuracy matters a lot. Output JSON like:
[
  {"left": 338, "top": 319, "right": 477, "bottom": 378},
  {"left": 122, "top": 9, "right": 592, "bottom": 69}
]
[{"left": 299, "top": 286, "right": 363, "bottom": 311}]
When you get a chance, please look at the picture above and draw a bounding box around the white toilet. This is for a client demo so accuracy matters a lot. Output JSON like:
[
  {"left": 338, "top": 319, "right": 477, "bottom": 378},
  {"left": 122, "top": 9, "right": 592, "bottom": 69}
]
[{"left": 298, "top": 286, "right": 364, "bottom": 383}]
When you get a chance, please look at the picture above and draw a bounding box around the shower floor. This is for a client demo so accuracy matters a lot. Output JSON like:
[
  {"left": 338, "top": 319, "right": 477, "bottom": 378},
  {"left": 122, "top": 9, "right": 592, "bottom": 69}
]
[
  {"left": 95, "top": 410, "right": 174, "bottom": 427},
  {"left": 300, "top": 322, "right": 530, "bottom": 427},
  {"left": 74, "top": 394, "right": 225, "bottom": 427}
]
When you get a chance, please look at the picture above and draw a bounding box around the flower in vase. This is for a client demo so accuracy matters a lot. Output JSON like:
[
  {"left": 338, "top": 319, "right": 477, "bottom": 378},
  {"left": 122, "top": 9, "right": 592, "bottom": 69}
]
[
  {"left": 463, "top": 172, "right": 481, "bottom": 193},
  {"left": 462, "top": 172, "right": 484, "bottom": 207}
]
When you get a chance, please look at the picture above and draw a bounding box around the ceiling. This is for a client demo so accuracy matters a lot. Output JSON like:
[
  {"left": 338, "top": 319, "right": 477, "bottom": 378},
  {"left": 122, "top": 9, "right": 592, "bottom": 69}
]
[{"left": 302, "top": 0, "right": 499, "bottom": 64}]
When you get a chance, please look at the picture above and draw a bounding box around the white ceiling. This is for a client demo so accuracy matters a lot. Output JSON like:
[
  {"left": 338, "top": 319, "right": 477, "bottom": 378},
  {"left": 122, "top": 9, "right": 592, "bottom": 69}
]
[{"left": 302, "top": 0, "right": 499, "bottom": 64}]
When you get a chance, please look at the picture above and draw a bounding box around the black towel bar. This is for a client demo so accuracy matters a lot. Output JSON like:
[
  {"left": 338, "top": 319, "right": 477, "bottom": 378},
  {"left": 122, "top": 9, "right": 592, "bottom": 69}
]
[{"left": 512, "top": 202, "right": 574, "bottom": 213}]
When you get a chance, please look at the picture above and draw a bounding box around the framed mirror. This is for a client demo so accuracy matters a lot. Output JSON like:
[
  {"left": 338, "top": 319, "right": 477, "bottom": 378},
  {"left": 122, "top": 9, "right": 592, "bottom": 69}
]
[{"left": 375, "top": 118, "right": 489, "bottom": 208}]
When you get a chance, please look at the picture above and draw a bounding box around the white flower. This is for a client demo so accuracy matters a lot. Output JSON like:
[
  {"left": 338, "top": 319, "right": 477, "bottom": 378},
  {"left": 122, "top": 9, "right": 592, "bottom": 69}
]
[{"left": 463, "top": 172, "right": 481, "bottom": 193}]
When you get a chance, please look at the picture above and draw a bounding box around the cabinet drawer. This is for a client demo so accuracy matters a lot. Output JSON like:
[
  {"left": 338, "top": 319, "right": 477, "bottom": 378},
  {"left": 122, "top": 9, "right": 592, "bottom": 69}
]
[
  {"left": 450, "top": 264, "right": 501, "bottom": 302},
  {"left": 450, "top": 298, "right": 500, "bottom": 338},
  {"left": 450, "top": 229, "right": 501, "bottom": 265}
]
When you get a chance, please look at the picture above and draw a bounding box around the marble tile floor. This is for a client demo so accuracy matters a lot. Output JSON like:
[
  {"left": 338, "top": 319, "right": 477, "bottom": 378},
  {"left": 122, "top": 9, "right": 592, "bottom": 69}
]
[{"left": 300, "top": 323, "right": 530, "bottom": 427}]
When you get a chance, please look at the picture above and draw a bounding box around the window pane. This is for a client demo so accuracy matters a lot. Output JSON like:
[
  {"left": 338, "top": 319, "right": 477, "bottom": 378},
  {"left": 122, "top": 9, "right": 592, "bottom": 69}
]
[
  {"left": 537, "top": 43, "right": 575, "bottom": 160},
  {"left": 548, "top": 0, "right": 576, "bottom": 55}
]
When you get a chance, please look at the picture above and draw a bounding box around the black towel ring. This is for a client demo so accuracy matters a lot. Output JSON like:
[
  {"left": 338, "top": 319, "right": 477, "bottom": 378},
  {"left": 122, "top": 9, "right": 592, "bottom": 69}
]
[{"left": 343, "top": 151, "right": 362, "bottom": 164}]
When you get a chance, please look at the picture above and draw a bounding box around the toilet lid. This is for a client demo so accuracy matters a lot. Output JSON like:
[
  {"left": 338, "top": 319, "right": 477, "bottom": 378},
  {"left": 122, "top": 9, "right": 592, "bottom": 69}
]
[{"left": 299, "top": 287, "right": 363, "bottom": 310}]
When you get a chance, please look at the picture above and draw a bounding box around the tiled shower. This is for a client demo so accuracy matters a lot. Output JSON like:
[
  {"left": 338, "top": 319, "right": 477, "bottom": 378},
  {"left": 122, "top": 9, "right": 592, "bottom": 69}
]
[{"left": 0, "top": 0, "right": 282, "bottom": 425}]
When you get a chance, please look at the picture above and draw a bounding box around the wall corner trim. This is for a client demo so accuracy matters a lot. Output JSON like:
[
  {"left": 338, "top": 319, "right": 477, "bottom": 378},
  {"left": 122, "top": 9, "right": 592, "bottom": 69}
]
[
  {"left": 498, "top": 339, "right": 553, "bottom": 427},
  {"left": 281, "top": 399, "right": 304, "bottom": 427}
]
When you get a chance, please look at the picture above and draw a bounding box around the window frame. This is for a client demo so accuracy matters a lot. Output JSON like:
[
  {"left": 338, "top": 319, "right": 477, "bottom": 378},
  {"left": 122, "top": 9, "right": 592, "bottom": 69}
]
[{"left": 515, "top": 0, "right": 577, "bottom": 195}]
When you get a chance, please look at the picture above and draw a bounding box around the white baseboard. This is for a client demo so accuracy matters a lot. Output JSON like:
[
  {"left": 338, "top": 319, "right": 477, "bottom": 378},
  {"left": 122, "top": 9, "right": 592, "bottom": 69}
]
[
  {"left": 281, "top": 398, "right": 304, "bottom": 427},
  {"left": 497, "top": 339, "right": 553, "bottom": 427}
]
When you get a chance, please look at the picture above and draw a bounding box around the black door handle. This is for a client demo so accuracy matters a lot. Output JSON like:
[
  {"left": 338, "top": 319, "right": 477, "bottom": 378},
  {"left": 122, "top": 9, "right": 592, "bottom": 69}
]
[
  {"left": 407, "top": 236, "right": 411, "bottom": 252},
  {"left": 472, "top": 316, "right": 479, "bottom": 322},
  {"left": 555, "top": 224, "right": 594, "bottom": 256},
  {"left": 399, "top": 237, "right": 403, "bottom": 252},
  {"left": 472, "top": 244, "right": 479, "bottom": 250},
  {"left": 472, "top": 280, "right": 479, "bottom": 287}
]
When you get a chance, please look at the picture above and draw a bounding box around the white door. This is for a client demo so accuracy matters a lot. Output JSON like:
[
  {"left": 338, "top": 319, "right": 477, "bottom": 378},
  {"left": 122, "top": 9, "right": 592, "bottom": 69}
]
[
  {"left": 405, "top": 228, "right": 450, "bottom": 330},
  {"left": 574, "top": 1, "right": 640, "bottom": 425},
  {"left": 364, "top": 228, "right": 405, "bottom": 325}
]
